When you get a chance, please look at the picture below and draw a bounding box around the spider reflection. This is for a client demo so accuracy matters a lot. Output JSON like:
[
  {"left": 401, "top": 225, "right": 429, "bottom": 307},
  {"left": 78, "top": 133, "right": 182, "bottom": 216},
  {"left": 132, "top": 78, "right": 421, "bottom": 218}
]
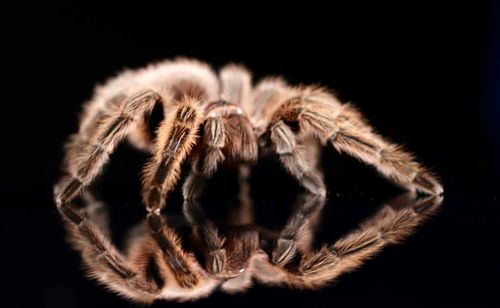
[{"left": 62, "top": 191, "right": 442, "bottom": 303}]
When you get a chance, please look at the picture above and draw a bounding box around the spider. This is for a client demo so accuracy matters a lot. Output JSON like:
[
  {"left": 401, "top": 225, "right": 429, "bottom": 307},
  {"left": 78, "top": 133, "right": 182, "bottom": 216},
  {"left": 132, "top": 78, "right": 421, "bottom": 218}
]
[{"left": 54, "top": 58, "right": 444, "bottom": 303}]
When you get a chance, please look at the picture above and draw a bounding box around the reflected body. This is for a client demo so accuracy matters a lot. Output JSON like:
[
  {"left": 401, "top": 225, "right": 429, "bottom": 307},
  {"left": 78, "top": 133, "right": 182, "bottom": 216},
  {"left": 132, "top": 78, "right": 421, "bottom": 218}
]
[{"left": 65, "top": 191, "right": 442, "bottom": 303}]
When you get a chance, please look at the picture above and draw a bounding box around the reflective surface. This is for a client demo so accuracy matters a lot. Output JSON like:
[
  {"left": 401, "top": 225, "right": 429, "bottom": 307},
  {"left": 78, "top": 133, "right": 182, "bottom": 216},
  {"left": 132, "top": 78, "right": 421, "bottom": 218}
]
[
  {"left": 3, "top": 138, "right": 498, "bottom": 307},
  {"left": 4, "top": 2, "right": 499, "bottom": 307},
  {"left": 63, "top": 188, "right": 442, "bottom": 302}
]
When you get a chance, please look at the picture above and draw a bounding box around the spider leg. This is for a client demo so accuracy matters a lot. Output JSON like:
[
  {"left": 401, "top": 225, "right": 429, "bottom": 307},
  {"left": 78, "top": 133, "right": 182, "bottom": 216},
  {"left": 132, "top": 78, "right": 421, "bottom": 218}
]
[
  {"left": 183, "top": 198, "right": 227, "bottom": 275},
  {"left": 55, "top": 89, "right": 161, "bottom": 214},
  {"left": 59, "top": 196, "right": 160, "bottom": 303},
  {"left": 141, "top": 96, "right": 203, "bottom": 212},
  {"left": 260, "top": 193, "right": 443, "bottom": 288},
  {"left": 254, "top": 193, "right": 442, "bottom": 287},
  {"left": 270, "top": 89, "right": 443, "bottom": 195},
  {"left": 272, "top": 193, "right": 326, "bottom": 266},
  {"left": 54, "top": 90, "right": 165, "bottom": 302},
  {"left": 179, "top": 68, "right": 258, "bottom": 276},
  {"left": 139, "top": 97, "right": 205, "bottom": 287},
  {"left": 329, "top": 103, "right": 443, "bottom": 195},
  {"left": 127, "top": 58, "right": 220, "bottom": 151},
  {"left": 269, "top": 119, "right": 327, "bottom": 196},
  {"left": 145, "top": 212, "right": 202, "bottom": 288},
  {"left": 62, "top": 93, "right": 128, "bottom": 175}
]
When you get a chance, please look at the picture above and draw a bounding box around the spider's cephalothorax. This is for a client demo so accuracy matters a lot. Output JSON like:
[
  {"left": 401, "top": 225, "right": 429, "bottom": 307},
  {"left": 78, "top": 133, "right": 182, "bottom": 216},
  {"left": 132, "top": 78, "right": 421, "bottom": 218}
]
[{"left": 54, "top": 58, "right": 444, "bottom": 303}]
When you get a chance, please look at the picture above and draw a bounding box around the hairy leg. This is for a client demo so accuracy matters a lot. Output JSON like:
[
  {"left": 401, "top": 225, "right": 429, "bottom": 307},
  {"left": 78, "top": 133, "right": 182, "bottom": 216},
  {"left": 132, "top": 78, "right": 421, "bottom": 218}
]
[
  {"left": 56, "top": 92, "right": 205, "bottom": 292},
  {"left": 139, "top": 97, "right": 205, "bottom": 287},
  {"left": 253, "top": 193, "right": 442, "bottom": 288},
  {"left": 55, "top": 89, "right": 161, "bottom": 213},
  {"left": 59, "top": 193, "right": 160, "bottom": 302},
  {"left": 269, "top": 88, "right": 443, "bottom": 195},
  {"left": 295, "top": 193, "right": 442, "bottom": 288},
  {"left": 269, "top": 119, "right": 326, "bottom": 196},
  {"left": 54, "top": 90, "right": 165, "bottom": 302},
  {"left": 127, "top": 58, "right": 220, "bottom": 151},
  {"left": 62, "top": 93, "right": 128, "bottom": 175},
  {"left": 272, "top": 193, "right": 326, "bottom": 266},
  {"left": 141, "top": 96, "right": 203, "bottom": 213},
  {"left": 330, "top": 104, "right": 443, "bottom": 195}
]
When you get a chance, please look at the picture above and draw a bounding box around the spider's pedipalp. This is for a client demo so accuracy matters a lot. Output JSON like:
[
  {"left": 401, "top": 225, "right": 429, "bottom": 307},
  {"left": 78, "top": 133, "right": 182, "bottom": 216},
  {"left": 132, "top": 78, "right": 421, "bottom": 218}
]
[
  {"left": 272, "top": 193, "right": 326, "bottom": 266},
  {"left": 183, "top": 198, "right": 227, "bottom": 275},
  {"left": 201, "top": 116, "right": 227, "bottom": 176},
  {"left": 269, "top": 120, "right": 326, "bottom": 196},
  {"left": 181, "top": 114, "right": 227, "bottom": 204}
]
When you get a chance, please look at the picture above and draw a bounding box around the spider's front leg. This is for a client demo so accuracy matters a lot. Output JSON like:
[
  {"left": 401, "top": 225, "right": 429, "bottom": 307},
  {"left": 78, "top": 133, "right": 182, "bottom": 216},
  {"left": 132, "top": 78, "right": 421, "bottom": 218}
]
[
  {"left": 256, "top": 192, "right": 443, "bottom": 288},
  {"left": 269, "top": 88, "right": 443, "bottom": 195},
  {"left": 141, "top": 96, "right": 205, "bottom": 288},
  {"left": 329, "top": 103, "right": 443, "bottom": 195},
  {"left": 295, "top": 193, "right": 443, "bottom": 288}
]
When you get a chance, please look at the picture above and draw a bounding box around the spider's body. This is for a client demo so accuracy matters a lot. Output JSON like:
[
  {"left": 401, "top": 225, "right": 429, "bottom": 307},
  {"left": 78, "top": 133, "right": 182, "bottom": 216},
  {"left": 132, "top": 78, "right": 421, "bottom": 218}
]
[{"left": 54, "top": 58, "right": 443, "bottom": 303}]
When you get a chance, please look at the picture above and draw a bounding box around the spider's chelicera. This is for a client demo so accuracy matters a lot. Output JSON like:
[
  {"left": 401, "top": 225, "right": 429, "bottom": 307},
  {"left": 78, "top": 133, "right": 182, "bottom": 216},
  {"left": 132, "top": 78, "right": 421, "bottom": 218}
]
[{"left": 54, "top": 58, "right": 444, "bottom": 303}]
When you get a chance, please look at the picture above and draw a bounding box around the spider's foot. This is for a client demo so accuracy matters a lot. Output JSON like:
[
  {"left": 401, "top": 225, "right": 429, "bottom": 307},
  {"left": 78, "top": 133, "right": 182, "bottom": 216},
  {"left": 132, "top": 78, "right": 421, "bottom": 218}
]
[
  {"left": 412, "top": 172, "right": 444, "bottom": 196},
  {"left": 207, "top": 249, "right": 227, "bottom": 274},
  {"left": 272, "top": 238, "right": 297, "bottom": 266}
]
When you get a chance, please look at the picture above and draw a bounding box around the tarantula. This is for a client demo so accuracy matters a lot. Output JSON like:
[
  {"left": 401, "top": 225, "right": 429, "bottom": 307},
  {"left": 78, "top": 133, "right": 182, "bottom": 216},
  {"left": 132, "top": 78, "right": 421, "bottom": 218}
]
[{"left": 54, "top": 58, "right": 444, "bottom": 302}]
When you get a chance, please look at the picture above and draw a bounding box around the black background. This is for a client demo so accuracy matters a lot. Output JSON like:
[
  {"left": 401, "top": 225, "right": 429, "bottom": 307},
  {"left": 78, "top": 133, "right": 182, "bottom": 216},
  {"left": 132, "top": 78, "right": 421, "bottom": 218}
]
[{"left": 2, "top": 1, "right": 499, "bottom": 307}]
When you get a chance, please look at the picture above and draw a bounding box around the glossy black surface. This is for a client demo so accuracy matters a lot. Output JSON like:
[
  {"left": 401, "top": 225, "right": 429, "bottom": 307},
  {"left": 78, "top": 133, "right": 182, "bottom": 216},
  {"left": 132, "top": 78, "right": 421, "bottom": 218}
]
[{"left": 3, "top": 2, "right": 499, "bottom": 307}]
